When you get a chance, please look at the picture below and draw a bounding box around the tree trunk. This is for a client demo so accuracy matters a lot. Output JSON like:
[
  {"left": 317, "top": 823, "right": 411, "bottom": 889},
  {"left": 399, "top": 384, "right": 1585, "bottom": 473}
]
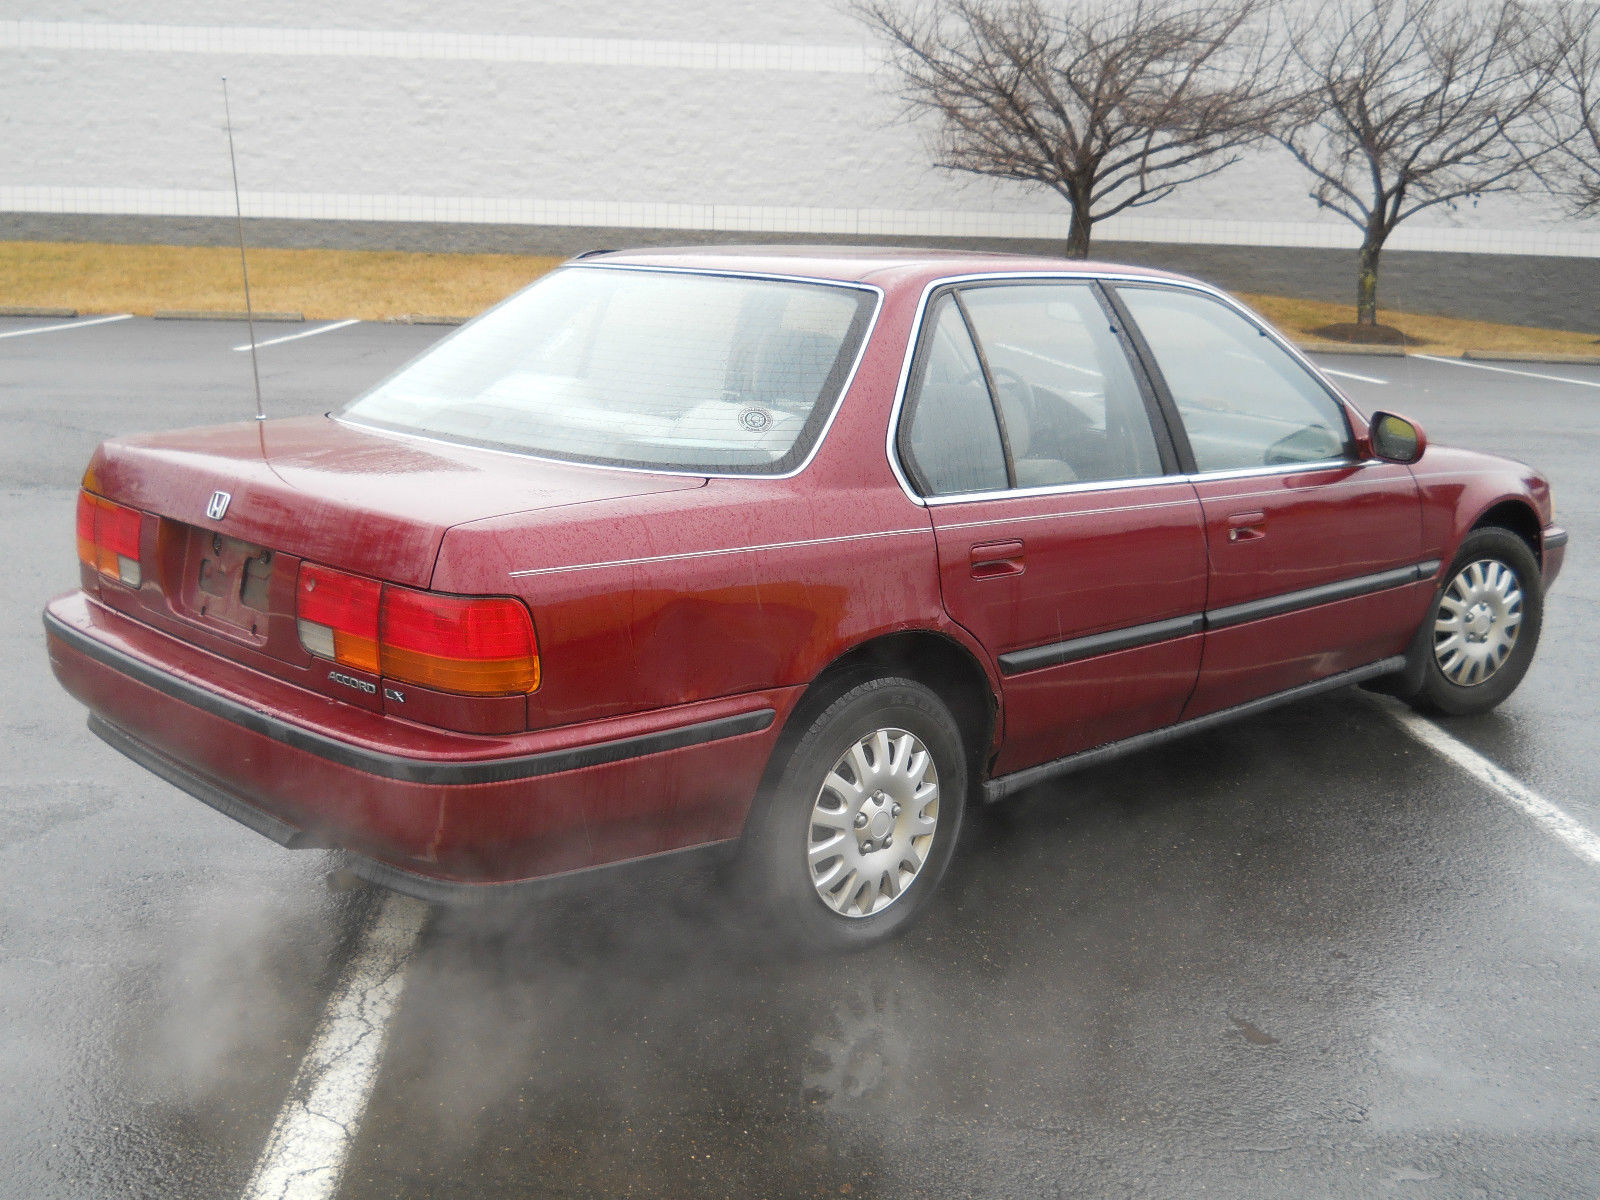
[
  {"left": 1356, "top": 230, "right": 1384, "bottom": 326},
  {"left": 1066, "top": 206, "right": 1092, "bottom": 258}
]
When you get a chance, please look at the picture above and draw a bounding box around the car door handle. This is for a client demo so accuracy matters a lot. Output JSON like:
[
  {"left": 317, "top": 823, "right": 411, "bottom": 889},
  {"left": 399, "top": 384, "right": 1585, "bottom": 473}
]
[
  {"left": 969, "top": 540, "right": 1025, "bottom": 579},
  {"left": 1225, "top": 512, "right": 1266, "bottom": 543}
]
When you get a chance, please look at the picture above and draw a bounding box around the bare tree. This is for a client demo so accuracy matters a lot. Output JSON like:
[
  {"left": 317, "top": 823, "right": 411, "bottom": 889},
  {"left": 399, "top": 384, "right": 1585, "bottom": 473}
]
[
  {"left": 1274, "top": 0, "right": 1557, "bottom": 331},
  {"left": 853, "top": 0, "right": 1284, "bottom": 258},
  {"left": 1529, "top": 1, "right": 1600, "bottom": 215}
]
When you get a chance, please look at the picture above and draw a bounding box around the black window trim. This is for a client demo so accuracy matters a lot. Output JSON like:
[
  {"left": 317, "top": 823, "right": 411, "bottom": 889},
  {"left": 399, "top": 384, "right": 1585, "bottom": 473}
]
[
  {"left": 882, "top": 270, "right": 1376, "bottom": 508},
  {"left": 948, "top": 288, "right": 1020, "bottom": 490},
  {"left": 893, "top": 278, "right": 1184, "bottom": 501}
]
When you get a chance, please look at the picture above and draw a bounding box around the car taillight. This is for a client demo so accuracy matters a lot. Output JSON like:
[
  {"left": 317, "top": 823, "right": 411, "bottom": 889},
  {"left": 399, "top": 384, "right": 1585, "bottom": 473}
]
[
  {"left": 295, "top": 562, "right": 539, "bottom": 696},
  {"left": 76, "top": 490, "right": 143, "bottom": 587},
  {"left": 381, "top": 589, "right": 540, "bottom": 695},
  {"left": 297, "top": 563, "right": 382, "bottom": 672}
]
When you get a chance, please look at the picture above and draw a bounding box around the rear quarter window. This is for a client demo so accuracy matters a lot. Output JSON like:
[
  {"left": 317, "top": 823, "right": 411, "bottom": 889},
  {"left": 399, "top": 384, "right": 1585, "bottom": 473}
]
[{"left": 898, "top": 294, "right": 1010, "bottom": 496}]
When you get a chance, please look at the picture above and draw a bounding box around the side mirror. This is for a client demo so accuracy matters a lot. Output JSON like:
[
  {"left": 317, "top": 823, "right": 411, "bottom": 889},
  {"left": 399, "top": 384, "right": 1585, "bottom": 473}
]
[{"left": 1368, "top": 411, "right": 1426, "bottom": 464}]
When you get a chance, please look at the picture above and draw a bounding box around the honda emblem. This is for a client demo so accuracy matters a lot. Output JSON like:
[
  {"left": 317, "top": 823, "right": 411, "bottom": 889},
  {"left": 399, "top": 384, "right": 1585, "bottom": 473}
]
[{"left": 206, "top": 490, "right": 232, "bottom": 521}]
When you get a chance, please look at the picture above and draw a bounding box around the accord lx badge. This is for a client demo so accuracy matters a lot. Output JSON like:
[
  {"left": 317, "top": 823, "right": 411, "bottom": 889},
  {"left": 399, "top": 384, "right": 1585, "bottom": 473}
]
[
  {"left": 206, "top": 490, "right": 232, "bottom": 520},
  {"left": 328, "top": 670, "right": 377, "bottom": 695}
]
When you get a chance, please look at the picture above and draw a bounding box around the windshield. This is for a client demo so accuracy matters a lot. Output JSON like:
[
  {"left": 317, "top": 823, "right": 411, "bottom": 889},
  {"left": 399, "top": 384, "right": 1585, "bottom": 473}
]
[{"left": 341, "top": 266, "right": 878, "bottom": 474}]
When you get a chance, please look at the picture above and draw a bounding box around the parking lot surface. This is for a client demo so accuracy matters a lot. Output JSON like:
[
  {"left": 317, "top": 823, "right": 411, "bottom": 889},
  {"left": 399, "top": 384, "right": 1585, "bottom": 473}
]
[{"left": 2, "top": 313, "right": 1596, "bottom": 1199}]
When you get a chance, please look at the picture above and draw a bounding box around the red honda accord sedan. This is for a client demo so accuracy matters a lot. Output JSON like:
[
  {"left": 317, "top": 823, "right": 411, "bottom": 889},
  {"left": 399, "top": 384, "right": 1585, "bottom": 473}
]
[{"left": 46, "top": 247, "right": 1566, "bottom": 947}]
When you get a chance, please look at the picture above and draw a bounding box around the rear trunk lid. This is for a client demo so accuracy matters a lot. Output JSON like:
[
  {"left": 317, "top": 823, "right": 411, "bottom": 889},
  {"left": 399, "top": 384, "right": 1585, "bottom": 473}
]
[
  {"left": 88, "top": 415, "right": 706, "bottom": 588},
  {"left": 81, "top": 416, "right": 705, "bottom": 729}
]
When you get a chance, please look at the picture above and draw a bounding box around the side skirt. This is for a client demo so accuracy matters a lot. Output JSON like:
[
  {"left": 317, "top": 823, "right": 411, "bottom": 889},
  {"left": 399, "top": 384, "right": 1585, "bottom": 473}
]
[{"left": 981, "top": 656, "right": 1407, "bottom": 805}]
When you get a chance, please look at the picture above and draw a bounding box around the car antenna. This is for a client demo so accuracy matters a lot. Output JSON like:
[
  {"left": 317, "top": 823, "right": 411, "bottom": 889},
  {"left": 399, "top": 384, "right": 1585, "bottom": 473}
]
[{"left": 222, "top": 77, "right": 265, "bottom": 422}]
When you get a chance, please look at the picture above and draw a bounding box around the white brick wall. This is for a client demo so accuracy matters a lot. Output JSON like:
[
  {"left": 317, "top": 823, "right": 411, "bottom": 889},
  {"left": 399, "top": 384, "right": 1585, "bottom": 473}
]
[{"left": 2, "top": 9, "right": 1597, "bottom": 255}]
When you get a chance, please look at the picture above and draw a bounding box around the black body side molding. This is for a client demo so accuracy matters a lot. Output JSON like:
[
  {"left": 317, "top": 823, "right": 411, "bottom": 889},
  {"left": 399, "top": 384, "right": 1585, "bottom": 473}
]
[
  {"left": 982, "top": 655, "right": 1407, "bottom": 804},
  {"left": 997, "top": 561, "right": 1439, "bottom": 678}
]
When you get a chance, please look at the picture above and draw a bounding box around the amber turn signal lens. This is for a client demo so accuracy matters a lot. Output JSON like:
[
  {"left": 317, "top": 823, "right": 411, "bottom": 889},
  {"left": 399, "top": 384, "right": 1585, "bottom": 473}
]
[
  {"left": 75, "top": 491, "right": 96, "bottom": 569},
  {"left": 381, "top": 589, "right": 540, "bottom": 696},
  {"left": 296, "top": 563, "right": 381, "bottom": 673},
  {"left": 294, "top": 561, "right": 540, "bottom": 696}
]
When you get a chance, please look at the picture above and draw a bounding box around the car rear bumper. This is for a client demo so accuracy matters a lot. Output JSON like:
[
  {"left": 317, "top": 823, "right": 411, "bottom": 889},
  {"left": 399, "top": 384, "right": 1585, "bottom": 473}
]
[{"left": 45, "top": 591, "right": 795, "bottom": 895}]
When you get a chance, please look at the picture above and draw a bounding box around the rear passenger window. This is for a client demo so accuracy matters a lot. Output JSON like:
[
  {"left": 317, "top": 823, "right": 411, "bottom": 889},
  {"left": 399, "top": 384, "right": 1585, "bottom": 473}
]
[
  {"left": 1117, "top": 286, "right": 1353, "bottom": 472},
  {"left": 900, "top": 295, "right": 1009, "bottom": 496},
  {"left": 959, "top": 284, "right": 1164, "bottom": 487}
]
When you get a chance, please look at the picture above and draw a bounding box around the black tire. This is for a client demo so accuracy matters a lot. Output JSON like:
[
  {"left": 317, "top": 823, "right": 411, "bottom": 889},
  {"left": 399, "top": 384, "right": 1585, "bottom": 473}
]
[
  {"left": 1407, "top": 527, "right": 1543, "bottom": 717},
  {"left": 739, "top": 677, "right": 967, "bottom": 951}
]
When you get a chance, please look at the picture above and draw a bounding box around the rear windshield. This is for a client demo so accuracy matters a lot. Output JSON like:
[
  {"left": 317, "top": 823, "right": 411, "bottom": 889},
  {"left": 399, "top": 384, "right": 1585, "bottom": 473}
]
[{"left": 341, "top": 266, "right": 878, "bottom": 474}]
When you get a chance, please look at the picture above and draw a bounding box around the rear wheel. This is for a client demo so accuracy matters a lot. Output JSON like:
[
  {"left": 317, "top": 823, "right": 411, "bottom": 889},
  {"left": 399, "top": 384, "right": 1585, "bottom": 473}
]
[
  {"left": 741, "top": 677, "right": 966, "bottom": 951},
  {"left": 1409, "top": 528, "right": 1543, "bottom": 716}
]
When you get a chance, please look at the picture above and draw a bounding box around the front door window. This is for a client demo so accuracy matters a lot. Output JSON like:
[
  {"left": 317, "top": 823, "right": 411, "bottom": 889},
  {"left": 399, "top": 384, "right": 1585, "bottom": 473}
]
[{"left": 1116, "top": 286, "right": 1352, "bottom": 473}]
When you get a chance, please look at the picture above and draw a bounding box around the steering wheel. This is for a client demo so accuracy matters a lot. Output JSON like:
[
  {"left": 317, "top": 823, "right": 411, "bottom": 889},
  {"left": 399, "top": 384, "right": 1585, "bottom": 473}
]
[{"left": 1265, "top": 424, "right": 1343, "bottom": 465}]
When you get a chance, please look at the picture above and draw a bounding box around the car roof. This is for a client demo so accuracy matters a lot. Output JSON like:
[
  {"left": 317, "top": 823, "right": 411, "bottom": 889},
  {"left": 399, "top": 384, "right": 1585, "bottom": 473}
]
[{"left": 578, "top": 244, "right": 1193, "bottom": 291}]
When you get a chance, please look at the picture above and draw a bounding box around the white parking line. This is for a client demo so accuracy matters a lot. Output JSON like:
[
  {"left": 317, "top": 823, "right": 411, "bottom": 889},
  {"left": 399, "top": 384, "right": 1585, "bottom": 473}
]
[
  {"left": 241, "top": 891, "right": 428, "bottom": 1200},
  {"left": 233, "top": 319, "right": 361, "bottom": 352},
  {"left": 0, "top": 313, "right": 133, "bottom": 340},
  {"left": 1317, "top": 365, "right": 1389, "bottom": 385},
  {"left": 1380, "top": 700, "right": 1600, "bottom": 868},
  {"left": 234, "top": 700, "right": 1596, "bottom": 1200},
  {"left": 1411, "top": 354, "right": 1600, "bottom": 391}
]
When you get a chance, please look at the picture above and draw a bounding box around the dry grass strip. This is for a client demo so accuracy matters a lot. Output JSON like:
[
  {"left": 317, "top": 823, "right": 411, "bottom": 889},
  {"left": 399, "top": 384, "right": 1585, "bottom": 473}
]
[
  {"left": 0, "top": 241, "right": 562, "bottom": 322},
  {"left": 1239, "top": 293, "right": 1600, "bottom": 360},
  {"left": 2, "top": 240, "right": 1595, "bottom": 358}
]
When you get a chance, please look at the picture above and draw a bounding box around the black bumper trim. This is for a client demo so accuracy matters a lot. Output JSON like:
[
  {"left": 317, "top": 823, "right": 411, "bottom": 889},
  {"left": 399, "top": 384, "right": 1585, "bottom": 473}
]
[
  {"left": 50, "top": 610, "right": 775, "bottom": 785},
  {"left": 341, "top": 838, "right": 738, "bottom": 906},
  {"left": 89, "top": 714, "right": 322, "bottom": 848},
  {"left": 91, "top": 712, "right": 737, "bottom": 906}
]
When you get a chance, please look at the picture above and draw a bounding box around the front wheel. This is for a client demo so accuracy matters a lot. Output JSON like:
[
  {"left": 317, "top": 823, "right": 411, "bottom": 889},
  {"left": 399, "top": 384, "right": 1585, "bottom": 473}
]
[
  {"left": 740, "top": 677, "right": 967, "bottom": 951},
  {"left": 1409, "top": 528, "right": 1543, "bottom": 716}
]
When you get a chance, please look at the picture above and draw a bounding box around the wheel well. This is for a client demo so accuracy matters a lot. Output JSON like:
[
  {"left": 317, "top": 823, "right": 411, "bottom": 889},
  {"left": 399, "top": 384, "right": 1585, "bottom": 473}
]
[
  {"left": 755, "top": 632, "right": 998, "bottom": 810},
  {"left": 1471, "top": 501, "right": 1542, "bottom": 565}
]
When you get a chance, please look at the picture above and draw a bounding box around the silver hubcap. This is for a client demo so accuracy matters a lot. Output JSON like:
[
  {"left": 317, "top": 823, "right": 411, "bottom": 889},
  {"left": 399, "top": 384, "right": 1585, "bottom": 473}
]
[
  {"left": 1434, "top": 558, "right": 1523, "bottom": 687},
  {"left": 807, "top": 727, "right": 939, "bottom": 918}
]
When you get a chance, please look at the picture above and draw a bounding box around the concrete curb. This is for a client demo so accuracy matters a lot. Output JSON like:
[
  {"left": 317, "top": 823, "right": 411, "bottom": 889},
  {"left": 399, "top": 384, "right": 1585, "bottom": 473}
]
[
  {"left": 1293, "top": 341, "right": 1408, "bottom": 357},
  {"left": 1462, "top": 349, "right": 1600, "bottom": 365},
  {"left": 1296, "top": 342, "right": 1600, "bottom": 365},
  {"left": 153, "top": 309, "right": 304, "bottom": 322},
  {"left": 0, "top": 305, "right": 79, "bottom": 318},
  {"left": 385, "top": 314, "right": 467, "bottom": 326}
]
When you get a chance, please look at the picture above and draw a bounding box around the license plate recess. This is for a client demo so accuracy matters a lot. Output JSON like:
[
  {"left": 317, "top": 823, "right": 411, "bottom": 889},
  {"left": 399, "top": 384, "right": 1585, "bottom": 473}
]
[{"left": 172, "top": 524, "right": 275, "bottom": 641}]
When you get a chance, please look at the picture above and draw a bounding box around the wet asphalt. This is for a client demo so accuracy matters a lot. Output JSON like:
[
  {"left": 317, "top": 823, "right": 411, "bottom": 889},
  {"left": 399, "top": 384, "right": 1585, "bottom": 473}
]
[{"left": 0, "top": 315, "right": 1595, "bottom": 1199}]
